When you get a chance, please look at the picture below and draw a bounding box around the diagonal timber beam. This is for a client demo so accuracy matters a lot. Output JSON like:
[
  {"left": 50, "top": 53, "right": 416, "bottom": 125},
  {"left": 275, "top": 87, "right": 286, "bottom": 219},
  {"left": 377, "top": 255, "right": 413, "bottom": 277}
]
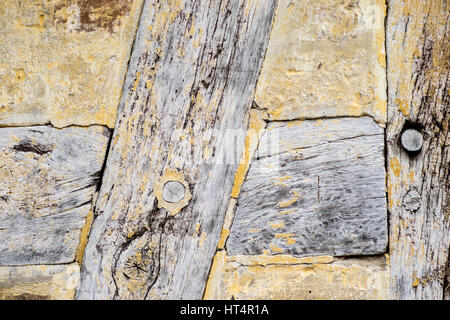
[{"left": 77, "top": 0, "right": 277, "bottom": 299}]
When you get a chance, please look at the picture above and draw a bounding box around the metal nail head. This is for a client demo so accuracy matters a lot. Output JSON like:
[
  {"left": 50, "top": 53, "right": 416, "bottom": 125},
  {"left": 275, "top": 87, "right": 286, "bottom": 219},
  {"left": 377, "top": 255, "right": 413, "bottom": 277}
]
[
  {"left": 162, "top": 180, "right": 186, "bottom": 203},
  {"left": 401, "top": 129, "right": 423, "bottom": 152}
]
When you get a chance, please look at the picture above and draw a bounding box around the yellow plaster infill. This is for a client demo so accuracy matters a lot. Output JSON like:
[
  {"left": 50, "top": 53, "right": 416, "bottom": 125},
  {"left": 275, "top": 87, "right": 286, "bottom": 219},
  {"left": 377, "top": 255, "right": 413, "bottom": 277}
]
[
  {"left": 228, "top": 254, "right": 334, "bottom": 267},
  {"left": 230, "top": 109, "right": 266, "bottom": 198},
  {"left": 217, "top": 198, "right": 238, "bottom": 250},
  {"left": 0, "top": 1, "right": 145, "bottom": 128},
  {"left": 268, "top": 221, "right": 285, "bottom": 229},
  {"left": 0, "top": 264, "right": 80, "bottom": 300},
  {"left": 75, "top": 208, "right": 94, "bottom": 265},
  {"left": 375, "top": 0, "right": 387, "bottom": 69},
  {"left": 205, "top": 253, "right": 389, "bottom": 300},
  {"left": 275, "top": 233, "right": 296, "bottom": 245},
  {"left": 203, "top": 250, "right": 227, "bottom": 299},
  {"left": 255, "top": 0, "right": 387, "bottom": 124},
  {"left": 203, "top": 252, "right": 335, "bottom": 300}
]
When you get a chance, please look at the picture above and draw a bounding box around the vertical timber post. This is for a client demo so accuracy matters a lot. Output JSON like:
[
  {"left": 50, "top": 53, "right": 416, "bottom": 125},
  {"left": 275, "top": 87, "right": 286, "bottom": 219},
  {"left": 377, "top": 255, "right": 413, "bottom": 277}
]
[{"left": 386, "top": 0, "right": 449, "bottom": 299}]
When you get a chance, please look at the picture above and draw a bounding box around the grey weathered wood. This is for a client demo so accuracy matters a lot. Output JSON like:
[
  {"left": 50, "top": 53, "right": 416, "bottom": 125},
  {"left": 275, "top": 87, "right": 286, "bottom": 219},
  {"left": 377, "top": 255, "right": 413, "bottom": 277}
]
[
  {"left": 77, "top": 0, "right": 277, "bottom": 300},
  {"left": 227, "top": 117, "right": 388, "bottom": 257},
  {"left": 0, "top": 125, "right": 110, "bottom": 265},
  {"left": 386, "top": 0, "right": 449, "bottom": 299}
]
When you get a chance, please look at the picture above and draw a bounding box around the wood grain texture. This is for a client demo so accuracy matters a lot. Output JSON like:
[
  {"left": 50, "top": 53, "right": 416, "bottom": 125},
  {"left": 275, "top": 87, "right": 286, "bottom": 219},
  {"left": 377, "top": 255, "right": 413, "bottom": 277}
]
[
  {"left": 77, "top": 0, "right": 277, "bottom": 300},
  {"left": 0, "top": 126, "right": 110, "bottom": 265},
  {"left": 227, "top": 117, "right": 388, "bottom": 257},
  {"left": 386, "top": 0, "right": 449, "bottom": 299}
]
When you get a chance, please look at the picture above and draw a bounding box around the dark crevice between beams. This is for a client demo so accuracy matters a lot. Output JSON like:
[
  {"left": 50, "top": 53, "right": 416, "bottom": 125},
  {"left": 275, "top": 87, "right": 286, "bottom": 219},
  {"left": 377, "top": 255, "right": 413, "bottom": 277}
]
[
  {"left": 384, "top": 0, "right": 391, "bottom": 264},
  {"left": 264, "top": 114, "right": 386, "bottom": 129},
  {"left": 0, "top": 122, "right": 112, "bottom": 131}
]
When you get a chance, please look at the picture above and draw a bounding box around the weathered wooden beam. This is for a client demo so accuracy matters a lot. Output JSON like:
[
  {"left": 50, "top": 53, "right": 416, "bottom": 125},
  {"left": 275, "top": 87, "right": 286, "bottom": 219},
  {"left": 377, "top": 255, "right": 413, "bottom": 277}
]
[
  {"left": 386, "top": 0, "right": 449, "bottom": 299},
  {"left": 227, "top": 117, "right": 388, "bottom": 257},
  {"left": 77, "top": 0, "right": 277, "bottom": 299},
  {"left": 0, "top": 126, "right": 110, "bottom": 265}
]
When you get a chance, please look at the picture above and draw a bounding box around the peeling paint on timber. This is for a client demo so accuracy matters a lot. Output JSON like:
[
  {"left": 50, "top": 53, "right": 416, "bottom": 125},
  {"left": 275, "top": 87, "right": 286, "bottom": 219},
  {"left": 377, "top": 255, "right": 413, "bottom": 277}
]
[
  {"left": 227, "top": 117, "right": 388, "bottom": 257},
  {"left": 77, "top": 0, "right": 278, "bottom": 300},
  {"left": 0, "top": 125, "right": 110, "bottom": 265}
]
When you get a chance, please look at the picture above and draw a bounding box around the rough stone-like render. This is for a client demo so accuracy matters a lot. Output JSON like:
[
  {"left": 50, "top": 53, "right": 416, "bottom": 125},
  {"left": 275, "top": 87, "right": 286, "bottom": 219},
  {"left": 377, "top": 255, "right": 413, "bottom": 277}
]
[
  {"left": 0, "top": 0, "right": 144, "bottom": 128},
  {"left": 255, "top": 0, "right": 387, "bottom": 124},
  {"left": 204, "top": 252, "right": 389, "bottom": 300},
  {"left": 0, "top": 264, "right": 80, "bottom": 300}
]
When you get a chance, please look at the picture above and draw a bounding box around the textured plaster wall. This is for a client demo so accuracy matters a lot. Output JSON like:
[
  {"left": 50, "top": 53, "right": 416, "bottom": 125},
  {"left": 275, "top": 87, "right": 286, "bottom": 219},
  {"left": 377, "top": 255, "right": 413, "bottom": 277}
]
[
  {"left": 0, "top": 0, "right": 144, "bottom": 128},
  {"left": 0, "top": 0, "right": 390, "bottom": 300}
]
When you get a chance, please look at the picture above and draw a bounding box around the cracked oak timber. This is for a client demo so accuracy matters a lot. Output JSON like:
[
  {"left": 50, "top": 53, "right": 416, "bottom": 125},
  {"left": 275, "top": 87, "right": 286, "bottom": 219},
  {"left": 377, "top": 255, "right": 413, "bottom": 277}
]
[
  {"left": 0, "top": 126, "right": 110, "bottom": 265},
  {"left": 77, "top": 0, "right": 277, "bottom": 299},
  {"left": 227, "top": 117, "right": 388, "bottom": 257},
  {"left": 386, "top": 0, "right": 449, "bottom": 299}
]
